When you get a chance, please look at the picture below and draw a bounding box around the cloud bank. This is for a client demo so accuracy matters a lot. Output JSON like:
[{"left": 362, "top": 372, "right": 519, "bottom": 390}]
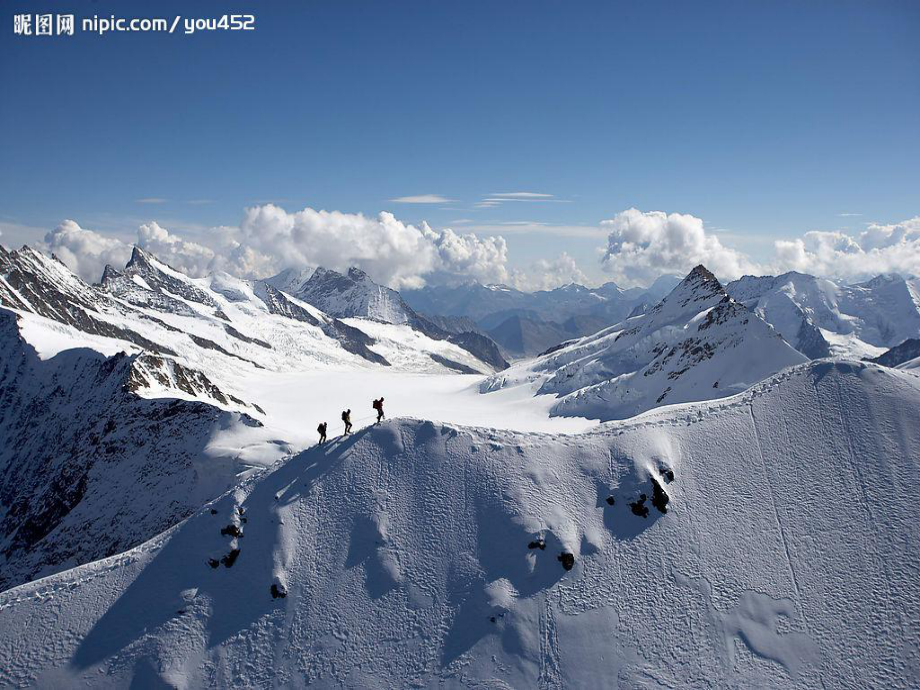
[
  {"left": 36, "top": 205, "right": 920, "bottom": 293},
  {"left": 228, "top": 205, "right": 510, "bottom": 289},
  {"left": 600, "top": 208, "right": 759, "bottom": 286},
  {"left": 44, "top": 220, "right": 133, "bottom": 283},
  {"left": 773, "top": 218, "right": 920, "bottom": 281},
  {"left": 513, "top": 252, "right": 589, "bottom": 292}
]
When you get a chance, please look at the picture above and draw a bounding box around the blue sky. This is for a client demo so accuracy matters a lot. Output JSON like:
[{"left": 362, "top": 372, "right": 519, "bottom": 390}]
[{"left": 2, "top": 0, "right": 918, "bottom": 287}]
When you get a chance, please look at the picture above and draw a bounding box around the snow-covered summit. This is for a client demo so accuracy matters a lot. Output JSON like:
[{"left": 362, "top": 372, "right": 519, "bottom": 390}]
[
  {"left": 266, "top": 265, "right": 508, "bottom": 369},
  {"left": 284, "top": 266, "right": 415, "bottom": 325},
  {"left": 483, "top": 265, "right": 807, "bottom": 420},
  {"left": 727, "top": 270, "right": 920, "bottom": 359}
]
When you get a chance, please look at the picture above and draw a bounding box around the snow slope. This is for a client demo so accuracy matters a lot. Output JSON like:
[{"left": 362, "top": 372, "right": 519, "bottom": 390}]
[
  {"left": 1, "top": 360, "right": 917, "bottom": 688},
  {"left": 483, "top": 266, "right": 807, "bottom": 421},
  {"left": 727, "top": 271, "right": 920, "bottom": 359}
]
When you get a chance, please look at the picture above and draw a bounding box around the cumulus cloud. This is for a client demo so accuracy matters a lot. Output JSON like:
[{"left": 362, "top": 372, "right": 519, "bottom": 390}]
[
  {"left": 36, "top": 205, "right": 920, "bottom": 295},
  {"left": 773, "top": 217, "right": 920, "bottom": 280},
  {"left": 222, "top": 204, "right": 509, "bottom": 289},
  {"left": 43, "top": 220, "right": 133, "bottom": 283},
  {"left": 600, "top": 208, "right": 761, "bottom": 287},
  {"left": 512, "top": 252, "right": 589, "bottom": 291},
  {"left": 137, "top": 221, "right": 216, "bottom": 277}
]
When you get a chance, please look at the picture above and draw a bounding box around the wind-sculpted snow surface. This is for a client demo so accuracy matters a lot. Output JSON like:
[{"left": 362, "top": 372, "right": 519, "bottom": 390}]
[
  {"left": 483, "top": 266, "right": 807, "bottom": 421},
  {"left": 0, "top": 308, "right": 264, "bottom": 592},
  {"left": 1, "top": 360, "right": 918, "bottom": 687}
]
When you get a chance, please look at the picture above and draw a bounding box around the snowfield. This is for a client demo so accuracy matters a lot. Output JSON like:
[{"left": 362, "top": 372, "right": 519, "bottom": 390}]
[{"left": 1, "top": 360, "right": 918, "bottom": 688}]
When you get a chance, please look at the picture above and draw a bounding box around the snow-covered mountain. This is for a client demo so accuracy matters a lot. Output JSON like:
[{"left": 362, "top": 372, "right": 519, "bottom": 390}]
[
  {"left": 727, "top": 271, "right": 920, "bottom": 359},
  {"left": 278, "top": 266, "right": 414, "bottom": 325},
  {"left": 404, "top": 277, "right": 682, "bottom": 358},
  {"left": 0, "top": 244, "right": 501, "bottom": 378},
  {"left": 402, "top": 279, "right": 647, "bottom": 324},
  {"left": 0, "top": 307, "right": 264, "bottom": 592},
  {"left": 269, "top": 265, "right": 508, "bottom": 370},
  {"left": 483, "top": 266, "right": 807, "bottom": 421},
  {"left": 1, "top": 359, "right": 917, "bottom": 687},
  {"left": 0, "top": 244, "right": 509, "bottom": 590}
]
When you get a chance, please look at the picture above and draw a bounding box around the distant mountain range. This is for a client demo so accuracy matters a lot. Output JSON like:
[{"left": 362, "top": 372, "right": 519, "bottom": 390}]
[
  {"left": 726, "top": 271, "right": 920, "bottom": 360},
  {"left": 403, "top": 276, "right": 682, "bottom": 358}
]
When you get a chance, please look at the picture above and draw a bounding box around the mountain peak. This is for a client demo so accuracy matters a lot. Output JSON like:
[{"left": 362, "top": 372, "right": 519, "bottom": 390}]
[
  {"left": 685, "top": 264, "right": 719, "bottom": 286},
  {"left": 100, "top": 264, "right": 121, "bottom": 284},
  {"left": 346, "top": 266, "right": 371, "bottom": 282},
  {"left": 127, "top": 246, "right": 153, "bottom": 270}
]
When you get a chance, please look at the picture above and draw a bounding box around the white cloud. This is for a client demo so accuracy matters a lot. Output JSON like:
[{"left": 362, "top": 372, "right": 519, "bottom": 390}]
[
  {"left": 222, "top": 204, "right": 510, "bottom": 289},
  {"left": 600, "top": 208, "right": 760, "bottom": 286},
  {"left": 489, "top": 192, "right": 554, "bottom": 199},
  {"left": 35, "top": 205, "right": 920, "bottom": 295},
  {"left": 137, "top": 221, "right": 216, "bottom": 277},
  {"left": 512, "top": 252, "right": 589, "bottom": 291},
  {"left": 135, "top": 197, "right": 167, "bottom": 204},
  {"left": 772, "top": 217, "right": 920, "bottom": 280},
  {"left": 389, "top": 194, "right": 454, "bottom": 204},
  {"left": 43, "top": 220, "right": 133, "bottom": 283}
]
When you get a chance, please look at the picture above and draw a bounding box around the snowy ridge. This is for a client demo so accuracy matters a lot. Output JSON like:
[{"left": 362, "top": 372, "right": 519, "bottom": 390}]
[
  {"left": 0, "top": 243, "right": 500, "bottom": 379},
  {"left": 483, "top": 265, "right": 807, "bottom": 421},
  {"left": 0, "top": 359, "right": 917, "bottom": 687}
]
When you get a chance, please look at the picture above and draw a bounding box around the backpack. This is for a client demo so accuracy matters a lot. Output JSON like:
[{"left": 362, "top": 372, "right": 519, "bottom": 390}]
[
  {"left": 341, "top": 411, "right": 348, "bottom": 421},
  {"left": 317, "top": 424, "right": 324, "bottom": 433}
]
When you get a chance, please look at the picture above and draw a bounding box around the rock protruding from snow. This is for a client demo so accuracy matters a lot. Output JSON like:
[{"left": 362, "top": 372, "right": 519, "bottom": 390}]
[
  {"left": 868, "top": 338, "right": 920, "bottom": 368},
  {"left": 483, "top": 265, "right": 807, "bottom": 421}
]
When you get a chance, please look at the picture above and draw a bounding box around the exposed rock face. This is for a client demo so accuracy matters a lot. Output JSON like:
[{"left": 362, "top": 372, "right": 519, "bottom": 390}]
[{"left": 869, "top": 338, "right": 920, "bottom": 368}]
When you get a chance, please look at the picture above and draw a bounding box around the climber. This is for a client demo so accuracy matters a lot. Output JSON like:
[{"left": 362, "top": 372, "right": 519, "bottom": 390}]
[
  {"left": 342, "top": 409, "right": 352, "bottom": 435},
  {"left": 372, "top": 397, "right": 385, "bottom": 423},
  {"left": 317, "top": 421, "right": 327, "bottom": 445}
]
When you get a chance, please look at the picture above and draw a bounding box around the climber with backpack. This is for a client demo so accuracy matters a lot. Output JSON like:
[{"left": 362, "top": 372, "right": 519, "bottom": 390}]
[
  {"left": 317, "top": 421, "right": 327, "bottom": 444},
  {"left": 372, "top": 397, "right": 385, "bottom": 423},
  {"left": 342, "top": 409, "right": 352, "bottom": 435}
]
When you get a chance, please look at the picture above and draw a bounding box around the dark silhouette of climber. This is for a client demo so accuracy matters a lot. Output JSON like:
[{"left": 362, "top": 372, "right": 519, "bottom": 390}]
[
  {"left": 317, "top": 422, "right": 327, "bottom": 444},
  {"left": 373, "top": 397, "right": 385, "bottom": 423},
  {"left": 342, "top": 409, "right": 352, "bottom": 435}
]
